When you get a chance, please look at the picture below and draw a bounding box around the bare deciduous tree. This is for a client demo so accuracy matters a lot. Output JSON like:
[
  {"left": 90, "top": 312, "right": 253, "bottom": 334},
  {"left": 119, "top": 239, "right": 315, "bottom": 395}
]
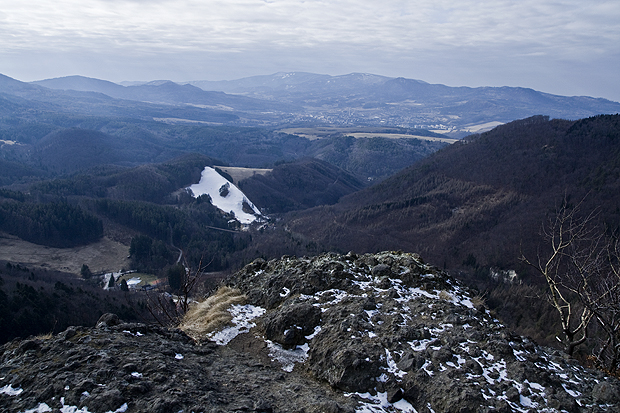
[
  {"left": 145, "top": 255, "right": 212, "bottom": 327},
  {"left": 522, "top": 197, "right": 620, "bottom": 374}
]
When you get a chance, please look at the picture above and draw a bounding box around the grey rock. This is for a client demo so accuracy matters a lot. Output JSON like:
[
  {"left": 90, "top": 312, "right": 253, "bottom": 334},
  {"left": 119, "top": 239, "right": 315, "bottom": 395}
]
[
  {"left": 2, "top": 251, "right": 619, "bottom": 413},
  {"left": 593, "top": 381, "right": 620, "bottom": 403},
  {"left": 95, "top": 313, "right": 121, "bottom": 328}
]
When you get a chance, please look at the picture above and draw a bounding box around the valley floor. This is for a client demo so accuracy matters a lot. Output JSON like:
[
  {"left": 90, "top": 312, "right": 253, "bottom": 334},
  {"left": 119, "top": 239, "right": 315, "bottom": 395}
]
[{"left": 0, "top": 233, "right": 130, "bottom": 275}]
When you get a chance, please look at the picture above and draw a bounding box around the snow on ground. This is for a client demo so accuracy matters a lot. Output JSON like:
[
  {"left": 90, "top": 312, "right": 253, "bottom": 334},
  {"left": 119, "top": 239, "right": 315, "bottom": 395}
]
[
  {"left": 1, "top": 389, "right": 128, "bottom": 413},
  {"left": 126, "top": 277, "right": 141, "bottom": 287},
  {"left": 187, "top": 166, "right": 262, "bottom": 225},
  {"left": 208, "top": 304, "right": 266, "bottom": 345}
]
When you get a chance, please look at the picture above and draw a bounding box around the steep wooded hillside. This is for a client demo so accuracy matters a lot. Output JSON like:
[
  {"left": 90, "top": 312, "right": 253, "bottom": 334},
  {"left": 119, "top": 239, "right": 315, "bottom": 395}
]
[
  {"left": 285, "top": 115, "right": 620, "bottom": 275},
  {"left": 237, "top": 158, "right": 364, "bottom": 213}
]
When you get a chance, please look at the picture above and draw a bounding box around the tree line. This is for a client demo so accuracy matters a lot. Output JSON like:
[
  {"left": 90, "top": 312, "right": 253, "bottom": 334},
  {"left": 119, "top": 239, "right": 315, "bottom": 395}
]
[{"left": 0, "top": 199, "right": 103, "bottom": 248}]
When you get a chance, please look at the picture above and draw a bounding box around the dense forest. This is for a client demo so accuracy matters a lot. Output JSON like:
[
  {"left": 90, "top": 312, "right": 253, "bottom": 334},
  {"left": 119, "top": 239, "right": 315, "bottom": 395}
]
[
  {"left": 0, "top": 262, "right": 147, "bottom": 343},
  {"left": 0, "top": 201, "right": 103, "bottom": 248}
]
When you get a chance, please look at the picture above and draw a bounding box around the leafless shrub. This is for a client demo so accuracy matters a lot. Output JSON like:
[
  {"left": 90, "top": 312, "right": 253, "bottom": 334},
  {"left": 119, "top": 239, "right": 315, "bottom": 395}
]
[{"left": 522, "top": 195, "right": 620, "bottom": 374}]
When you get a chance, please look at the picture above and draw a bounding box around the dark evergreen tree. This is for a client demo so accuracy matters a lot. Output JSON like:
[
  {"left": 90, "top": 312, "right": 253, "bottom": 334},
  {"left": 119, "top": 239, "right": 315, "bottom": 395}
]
[{"left": 80, "top": 264, "right": 92, "bottom": 279}]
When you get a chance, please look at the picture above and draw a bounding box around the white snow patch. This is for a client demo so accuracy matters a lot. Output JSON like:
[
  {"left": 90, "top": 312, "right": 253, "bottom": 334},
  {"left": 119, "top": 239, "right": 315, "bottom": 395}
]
[
  {"left": 481, "top": 359, "right": 507, "bottom": 384},
  {"left": 409, "top": 339, "right": 433, "bottom": 352},
  {"left": 305, "top": 325, "right": 321, "bottom": 340},
  {"left": 209, "top": 304, "right": 266, "bottom": 345},
  {"left": 57, "top": 397, "right": 128, "bottom": 413},
  {"left": 562, "top": 383, "right": 581, "bottom": 398},
  {"left": 525, "top": 380, "right": 545, "bottom": 391},
  {"left": 519, "top": 394, "right": 536, "bottom": 408},
  {"left": 0, "top": 384, "right": 23, "bottom": 396},
  {"left": 187, "top": 166, "right": 262, "bottom": 224},
  {"left": 384, "top": 349, "right": 407, "bottom": 379},
  {"left": 266, "top": 341, "right": 310, "bottom": 372},
  {"left": 348, "top": 391, "right": 417, "bottom": 413},
  {"left": 126, "top": 277, "right": 141, "bottom": 287},
  {"left": 24, "top": 403, "right": 53, "bottom": 413}
]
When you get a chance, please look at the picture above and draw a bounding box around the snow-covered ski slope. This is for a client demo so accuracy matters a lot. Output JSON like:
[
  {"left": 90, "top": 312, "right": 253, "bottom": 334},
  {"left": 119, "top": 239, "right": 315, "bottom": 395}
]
[{"left": 187, "top": 166, "right": 262, "bottom": 225}]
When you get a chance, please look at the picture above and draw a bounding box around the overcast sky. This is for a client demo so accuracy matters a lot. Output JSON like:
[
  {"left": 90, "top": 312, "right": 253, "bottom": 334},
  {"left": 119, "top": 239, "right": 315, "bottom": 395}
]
[{"left": 1, "top": 0, "right": 619, "bottom": 101}]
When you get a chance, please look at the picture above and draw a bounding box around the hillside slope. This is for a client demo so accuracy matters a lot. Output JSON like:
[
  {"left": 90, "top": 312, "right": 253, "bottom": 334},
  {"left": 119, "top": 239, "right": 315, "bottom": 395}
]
[
  {"left": 285, "top": 115, "right": 620, "bottom": 273},
  {"left": 237, "top": 158, "right": 364, "bottom": 213},
  {"left": 1, "top": 252, "right": 618, "bottom": 412}
]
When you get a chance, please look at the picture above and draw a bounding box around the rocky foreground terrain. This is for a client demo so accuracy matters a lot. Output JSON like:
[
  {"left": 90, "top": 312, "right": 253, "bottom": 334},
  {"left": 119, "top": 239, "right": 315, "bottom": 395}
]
[{"left": 2, "top": 251, "right": 620, "bottom": 412}]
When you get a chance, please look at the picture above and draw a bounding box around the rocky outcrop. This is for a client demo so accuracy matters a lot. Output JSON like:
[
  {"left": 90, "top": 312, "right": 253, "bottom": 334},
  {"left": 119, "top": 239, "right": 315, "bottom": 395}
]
[
  {"left": 228, "top": 251, "right": 620, "bottom": 412},
  {"left": 2, "top": 251, "right": 619, "bottom": 412}
]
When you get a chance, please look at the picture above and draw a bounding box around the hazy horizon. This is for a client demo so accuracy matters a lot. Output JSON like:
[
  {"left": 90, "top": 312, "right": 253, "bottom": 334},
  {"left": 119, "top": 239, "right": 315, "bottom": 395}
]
[{"left": 1, "top": 1, "right": 619, "bottom": 102}]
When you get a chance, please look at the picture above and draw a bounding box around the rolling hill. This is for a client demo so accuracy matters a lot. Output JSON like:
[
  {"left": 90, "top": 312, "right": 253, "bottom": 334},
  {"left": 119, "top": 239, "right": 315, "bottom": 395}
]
[
  {"left": 237, "top": 158, "right": 364, "bottom": 213},
  {"left": 24, "top": 72, "right": 620, "bottom": 134},
  {"left": 283, "top": 114, "right": 620, "bottom": 275}
]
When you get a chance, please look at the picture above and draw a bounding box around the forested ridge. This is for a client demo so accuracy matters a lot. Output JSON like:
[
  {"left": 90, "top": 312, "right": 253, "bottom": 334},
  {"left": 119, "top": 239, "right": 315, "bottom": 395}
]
[
  {"left": 0, "top": 262, "right": 145, "bottom": 343},
  {"left": 2, "top": 114, "right": 620, "bottom": 376}
]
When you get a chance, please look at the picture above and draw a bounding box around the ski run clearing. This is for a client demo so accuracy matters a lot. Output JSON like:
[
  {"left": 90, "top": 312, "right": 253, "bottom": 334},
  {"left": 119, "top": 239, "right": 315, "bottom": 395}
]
[{"left": 187, "top": 166, "right": 263, "bottom": 225}]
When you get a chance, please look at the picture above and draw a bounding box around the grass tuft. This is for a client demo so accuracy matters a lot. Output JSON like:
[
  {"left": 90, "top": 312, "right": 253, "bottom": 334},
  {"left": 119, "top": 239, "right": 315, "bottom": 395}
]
[{"left": 178, "top": 286, "right": 246, "bottom": 341}]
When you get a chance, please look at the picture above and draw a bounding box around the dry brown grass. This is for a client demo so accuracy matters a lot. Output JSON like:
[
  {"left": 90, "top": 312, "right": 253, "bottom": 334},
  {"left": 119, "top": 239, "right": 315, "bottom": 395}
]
[
  {"left": 35, "top": 332, "right": 53, "bottom": 340},
  {"left": 178, "top": 286, "right": 246, "bottom": 340},
  {"left": 438, "top": 290, "right": 453, "bottom": 301},
  {"left": 471, "top": 294, "right": 487, "bottom": 309}
]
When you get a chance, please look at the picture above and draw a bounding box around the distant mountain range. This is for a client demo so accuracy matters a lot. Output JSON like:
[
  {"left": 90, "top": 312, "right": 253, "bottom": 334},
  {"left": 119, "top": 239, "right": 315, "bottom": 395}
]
[{"left": 27, "top": 72, "right": 620, "bottom": 135}]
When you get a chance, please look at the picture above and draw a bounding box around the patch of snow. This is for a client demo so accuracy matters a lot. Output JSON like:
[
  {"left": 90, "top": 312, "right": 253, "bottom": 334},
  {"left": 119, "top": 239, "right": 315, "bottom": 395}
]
[
  {"left": 562, "top": 383, "right": 581, "bottom": 398},
  {"left": 481, "top": 359, "right": 507, "bottom": 385},
  {"left": 454, "top": 354, "right": 467, "bottom": 366},
  {"left": 513, "top": 349, "right": 526, "bottom": 362},
  {"left": 421, "top": 360, "right": 434, "bottom": 376},
  {"left": 187, "top": 166, "right": 262, "bottom": 224},
  {"left": 280, "top": 287, "right": 290, "bottom": 297},
  {"left": 519, "top": 394, "right": 536, "bottom": 408},
  {"left": 408, "top": 339, "right": 433, "bottom": 352},
  {"left": 126, "top": 277, "right": 141, "bottom": 287},
  {"left": 384, "top": 349, "right": 407, "bottom": 379},
  {"left": 209, "top": 304, "right": 266, "bottom": 345},
  {"left": 0, "top": 384, "right": 23, "bottom": 396},
  {"left": 57, "top": 399, "right": 128, "bottom": 413},
  {"left": 175, "top": 353, "right": 183, "bottom": 360},
  {"left": 266, "top": 341, "right": 309, "bottom": 372},
  {"left": 347, "top": 391, "right": 417, "bottom": 413},
  {"left": 131, "top": 372, "right": 143, "bottom": 378},
  {"left": 365, "top": 309, "right": 379, "bottom": 319},
  {"left": 305, "top": 326, "right": 321, "bottom": 340},
  {"left": 525, "top": 380, "right": 545, "bottom": 392},
  {"left": 24, "top": 403, "right": 53, "bottom": 413}
]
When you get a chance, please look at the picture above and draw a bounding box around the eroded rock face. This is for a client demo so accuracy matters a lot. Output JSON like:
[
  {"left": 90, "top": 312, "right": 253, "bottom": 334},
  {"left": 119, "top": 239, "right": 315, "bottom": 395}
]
[
  {"left": 2, "top": 251, "right": 619, "bottom": 412},
  {"left": 227, "top": 251, "right": 620, "bottom": 412}
]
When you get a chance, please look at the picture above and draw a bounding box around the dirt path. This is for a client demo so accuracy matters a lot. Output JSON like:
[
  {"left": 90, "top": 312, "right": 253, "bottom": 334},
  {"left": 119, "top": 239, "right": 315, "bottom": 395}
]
[{"left": 0, "top": 233, "right": 131, "bottom": 275}]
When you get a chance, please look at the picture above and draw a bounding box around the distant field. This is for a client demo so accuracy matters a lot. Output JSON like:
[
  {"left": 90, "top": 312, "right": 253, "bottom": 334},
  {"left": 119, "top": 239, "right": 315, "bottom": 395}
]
[
  {"left": 279, "top": 127, "right": 458, "bottom": 143},
  {"left": 461, "top": 121, "right": 504, "bottom": 133},
  {"left": 0, "top": 233, "right": 130, "bottom": 276},
  {"left": 117, "top": 273, "right": 162, "bottom": 289},
  {"left": 348, "top": 133, "right": 458, "bottom": 143},
  {"left": 218, "top": 166, "right": 272, "bottom": 184},
  {"left": 279, "top": 126, "right": 351, "bottom": 140}
]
